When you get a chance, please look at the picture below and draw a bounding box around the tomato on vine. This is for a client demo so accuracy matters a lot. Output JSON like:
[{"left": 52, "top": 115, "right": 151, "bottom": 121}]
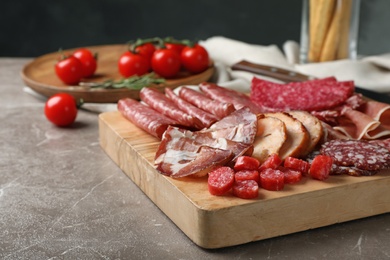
[
  {"left": 135, "top": 43, "right": 156, "bottom": 61},
  {"left": 151, "top": 48, "right": 181, "bottom": 78},
  {"left": 118, "top": 51, "right": 150, "bottom": 77},
  {"left": 44, "top": 93, "right": 78, "bottom": 127},
  {"left": 180, "top": 44, "right": 209, "bottom": 74},
  {"left": 165, "top": 43, "right": 186, "bottom": 56},
  {"left": 55, "top": 55, "right": 84, "bottom": 85},
  {"left": 73, "top": 48, "right": 97, "bottom": 78}
]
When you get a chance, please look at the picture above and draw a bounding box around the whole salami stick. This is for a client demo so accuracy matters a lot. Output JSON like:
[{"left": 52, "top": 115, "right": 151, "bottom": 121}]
[
  {"left": 140, "top": 87, "right": 202, "bottom": 129},
  {"left": 117, "top": 98, "right": 178, "bottom": 139},
  {"left": 165, "top": 88, "right": 218, "bottom": 129},
  {"left": 178, "top": 86, "right": 235, "bottom": 119}
]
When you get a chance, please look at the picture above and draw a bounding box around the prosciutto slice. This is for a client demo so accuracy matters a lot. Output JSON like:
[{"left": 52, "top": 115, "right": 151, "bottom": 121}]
[
  {"left": 155, "top": 127, "right": 235, "bottom": 178},
  {"left": 201, "top": 107, "right": 258, "bottom": 144}
]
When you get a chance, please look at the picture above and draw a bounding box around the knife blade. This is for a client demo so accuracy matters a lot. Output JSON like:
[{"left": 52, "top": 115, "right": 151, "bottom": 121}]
[{"left": 231, "top": 60, "right": 390, "bottom": 104}]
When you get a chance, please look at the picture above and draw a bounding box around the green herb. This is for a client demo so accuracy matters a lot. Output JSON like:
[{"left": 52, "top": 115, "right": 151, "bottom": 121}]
[{"left": 80, "top": 73, "right": 165, "bottom": 90}]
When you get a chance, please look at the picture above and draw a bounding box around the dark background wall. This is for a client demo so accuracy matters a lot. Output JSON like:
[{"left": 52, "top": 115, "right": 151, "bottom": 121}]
[{"left": 1, "top": 0, "right": 389, "bottom": 57}]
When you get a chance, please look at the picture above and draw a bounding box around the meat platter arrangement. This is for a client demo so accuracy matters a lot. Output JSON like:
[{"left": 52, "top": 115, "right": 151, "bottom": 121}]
[{"left": 99, "top": 76, "right": 390, "bottom": 248}]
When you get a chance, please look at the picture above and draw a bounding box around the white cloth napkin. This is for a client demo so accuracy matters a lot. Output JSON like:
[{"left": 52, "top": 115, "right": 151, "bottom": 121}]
[{"left": 200, "top": 36, "right": 390, "bottom": 93}]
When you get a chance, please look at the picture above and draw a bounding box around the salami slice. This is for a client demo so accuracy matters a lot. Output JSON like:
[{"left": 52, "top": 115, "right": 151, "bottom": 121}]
[
  {"left": 178, "top": 86, "right": 235, "bottom": 119},
  {"left": 117, "top": 98, "right": 178, "bottom": 139},
  {"left": 320, "top": 139, "right": 390, "bottom": 171},
  {"left": 165, "top": 88, "right": 218, "bottom": 129},
  {"left": 232, "top": 180, "right": 259, "bottom": 199},
  {"left": 250, "top": 77, "right": 354, "bottom": 112},
  {"left": 140, "top": 87, "right": 202, "bottom": 129},
  {"left": 199, "top": 82, "right": 263, "bottom": 114}
]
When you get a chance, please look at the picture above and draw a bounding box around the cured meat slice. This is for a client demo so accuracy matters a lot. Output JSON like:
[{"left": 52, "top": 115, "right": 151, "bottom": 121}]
[
  {"left": 155, "top": 126, "right": 253, "bottom": 161},
  {"left": 250, "top": 77, "right": 354, "bottom": 112},
  {"left": 232, "top": 180, "right": 259, "bottom": 199},
  {"left": 201, "top": 107, "right": 258, "bottom": 144},
  {"left": 155, "top": 126, "right": 252, "bottom": 177},
  {"left": 165, "top": 88, "right": 218, "bottom": 129},
  {"left": 309, "top": 155, "right": 333, "bottom": 181},
  {"left": 117, "top": 98, "right": 178, "bottom": 139},
  {"left": 320, "top": 139, "right": 390, "bottom": 171},
  {"left": 208, "top": 166, "right": 235, "bottom": 196},
  {"left": 178, "top": 86, "right": 235, "bottom": 119},
  {"left": 140, "top": 87, "right": 202, "bottom": 129},
  {"left": 199, "top": 82, "right": 263, "bottom": 114},
  {"left": 265, "top": 112, "right": 310, "bottom": 159},
  {"left": 331, "top": 165, "right": 379, "bottom": 176},
  {"left": 156, "top": 145, "right": 233, "bottom": 178},
  {"left": 288, "top": 110, "right": 323, "bottom": 155},
  {"left": 252, "top": 115, "right": 287, "bottom": 163}
]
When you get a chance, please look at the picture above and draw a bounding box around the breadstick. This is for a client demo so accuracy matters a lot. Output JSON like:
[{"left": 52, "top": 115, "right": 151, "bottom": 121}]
[
  {"left": 308, "top": 0, "right": 336, "bottom": 62},
  {"left": 336, "top": 0, "right": 353, "bottom": 59},
  {"left": 319, "top": 1, "right": 342, "bottom": 61}
]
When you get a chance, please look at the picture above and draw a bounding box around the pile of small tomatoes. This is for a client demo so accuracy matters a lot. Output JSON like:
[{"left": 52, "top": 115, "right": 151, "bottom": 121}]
[
  {"left": 118, "top": 37, "right": 210, "bottom": 78},
  {"left": 55, "top": 48, "right": 98, "bottom": 85}
]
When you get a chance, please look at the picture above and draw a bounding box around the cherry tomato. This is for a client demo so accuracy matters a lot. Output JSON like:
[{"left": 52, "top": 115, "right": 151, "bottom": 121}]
[
  {"left": 165, "top": 43, "right": 185, "bottom": 56},
  {"left": 118, "top": 51, "right": 150, "bottom": 77},
  {"left": 44, "top": 93, "right": 78, "bottom": 127},
  {"left": 180, "top": 44, "right": 209, "bottom": 74},
  {"left": 135, "top": 43, "right": 156, "bottom": 61},
  {"left": 55, "top": 55, "right": 83, "bottom": 85},
  {"left": 73, "top": 48, "right": 97, "bottom": 78},
  {"left": 151, "top": 48, "right": 181, "bottom": 78}
]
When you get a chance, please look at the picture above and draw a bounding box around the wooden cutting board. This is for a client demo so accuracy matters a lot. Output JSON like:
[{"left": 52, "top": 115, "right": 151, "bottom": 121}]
[
  {"left": 21, "top": 44, "right": 214, "bottom": 103},
  {"left": 99, "top": 111, "right": 390, "bottom": 249}
]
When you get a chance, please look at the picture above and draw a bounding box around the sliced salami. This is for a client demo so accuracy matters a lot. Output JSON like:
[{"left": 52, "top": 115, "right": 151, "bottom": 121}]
[
  {"left": 178, "top": 86, "right": 235, "bottom": 119},
  {"left": 117, "top": 98, "right": 178, "bottom": 139},
  {"left": 250, "top": 77, "right": 354, "bottom": 112},
  {"left": 199, "top": 82, "right": 263, "bottom": 114},
  {"left": 320, "top": 139, "right": 390, "bottom": 171},
  {"left": 140, "top": 87, "right": 202, "bottom": 129},
  {"left": 232, "top": 180, "right": 259, "bottom": 199},
  {"left": 165, "top": 88, "right": 218, "bottom": 129}
]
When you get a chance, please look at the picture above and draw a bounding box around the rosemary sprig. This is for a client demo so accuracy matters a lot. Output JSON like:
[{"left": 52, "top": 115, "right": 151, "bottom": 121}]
[{"left": 80, "top": 73, "right": 165, "bottom": 90}]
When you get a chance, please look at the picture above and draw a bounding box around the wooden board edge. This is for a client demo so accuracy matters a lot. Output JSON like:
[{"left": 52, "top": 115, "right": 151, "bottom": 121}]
[{"left": 98, "top": 111, "right": 390, "bottom": 249}]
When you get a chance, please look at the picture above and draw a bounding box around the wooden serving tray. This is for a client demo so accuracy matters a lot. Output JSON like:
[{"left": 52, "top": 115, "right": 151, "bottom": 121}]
[
  {"left": 21, "top": 44, "right": 214, "bottom": 103},
  {"left": 99, "top": 111, "right": 390, "bottom": 249}
]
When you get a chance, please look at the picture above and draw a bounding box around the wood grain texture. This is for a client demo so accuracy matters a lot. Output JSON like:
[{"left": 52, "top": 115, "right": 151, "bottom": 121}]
[
  {"left": 99, "top": 111, "right": 390, "bottom": 249},
  {"left": 21, "top": 44, "right": 214, "bottom": 103}
]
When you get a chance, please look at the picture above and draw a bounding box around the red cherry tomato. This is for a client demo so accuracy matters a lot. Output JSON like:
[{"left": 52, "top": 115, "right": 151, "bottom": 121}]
[
  {"left": 55, "top": 55, "right": 83, "bottom": 85},
  {"left": 118, "top": 51, "right": 150, "bottom": 77},
  {"left": 165, "top": 43, "right": 185, "bottom": 56},
  {"left": 44, "top": 93, "right": 78, "bottom": 127},
  {"left": 135, "top": 43, "right": 156, "bottom": 61},
  {"left": 73, "top": 48, "right": 97, "bottom": 78},
  {"left": 180, "top": 44, "right": 209, "bottom": 73},
  {"left": 151, "top": 48, "right": 181, "bottom": 78}
]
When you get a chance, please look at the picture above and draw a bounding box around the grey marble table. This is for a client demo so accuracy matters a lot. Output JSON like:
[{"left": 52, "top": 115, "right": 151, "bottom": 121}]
[{"left": 1, "top": 58, "right": 390, "bottom": 259}]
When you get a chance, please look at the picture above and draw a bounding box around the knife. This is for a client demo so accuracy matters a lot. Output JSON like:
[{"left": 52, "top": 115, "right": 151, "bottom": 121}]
[{"left": 231, "top": 60, "right": 390, "bottom": 104}]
